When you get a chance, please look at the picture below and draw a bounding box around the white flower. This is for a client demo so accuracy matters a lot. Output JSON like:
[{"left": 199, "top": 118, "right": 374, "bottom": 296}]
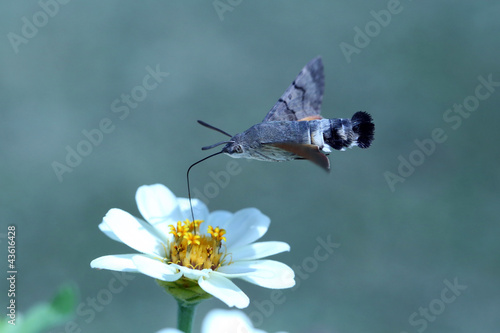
[
  {"left": 156, "top": 309, "right": 288, "bottom": 333},
  {"left": 91, "top": 184, "right": 295, "bottom": 309}
]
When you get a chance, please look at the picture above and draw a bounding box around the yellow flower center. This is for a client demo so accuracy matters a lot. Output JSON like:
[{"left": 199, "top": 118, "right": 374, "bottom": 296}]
[{"left": 167, "top": 219, "right": 228, "bottom": 270}]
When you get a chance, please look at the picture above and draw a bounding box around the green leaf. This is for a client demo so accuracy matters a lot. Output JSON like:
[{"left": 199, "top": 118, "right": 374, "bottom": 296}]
[{"left": 0, "top": 284, "right": 78, "bottom": 333}]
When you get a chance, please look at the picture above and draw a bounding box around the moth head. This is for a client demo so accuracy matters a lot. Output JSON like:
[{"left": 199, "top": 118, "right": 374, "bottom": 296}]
[
  {"left": 221, "top": 138, "right": 247, "bottom": 157},
  {"left": 196, "top": 120, "right": 249, "bottom": 158}
]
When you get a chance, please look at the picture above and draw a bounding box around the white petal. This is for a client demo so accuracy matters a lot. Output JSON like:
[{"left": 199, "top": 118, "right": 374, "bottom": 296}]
[
  {"left": 224, "top": 208, "right": 270, "bottom": 249},
  {"left": 98, "top": 221, "right": 120, "bottom": 242},
  {"left": 102, "top": 208, "right": 165, "bottom": 257},
  {"left": 90, "top": 254, "right": 139, "bottom": 272},
  {"left": 132, "top": 255, "right": 182, "bottom": 282},
  {"left": 170, "top": 264, "right": 210, "bottom": 280},
  {"left": 218, "top": 260, "right": 295, "bottom": 289},
  {"left": 104, "top": 214, "right": 168, "bottom": 243},
  {"left": 198, "top": 273, "right": 249, "bottom": 309},
  {"left": 135, "top": 184, "right": 183, "bottom": 236},
  {"left": 177, "top": 198, "right": 209, "bottom": 221},
  {"left": 131, "top": 215, "right": 170, "bottom": 243},
  {"left": 230, "top": 241, "right": 290, "bottom": 261},
  {"left": 205, "top": 210, "right": 233, "bottom": 228},
  {"left": 202, "top": 309, "right": 256, "bottom": 333}
]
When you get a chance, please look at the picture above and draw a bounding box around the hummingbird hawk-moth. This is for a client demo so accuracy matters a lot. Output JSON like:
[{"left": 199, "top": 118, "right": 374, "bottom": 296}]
[
  {"left": 186, "top": 56, "right": 375, "bottom": 220},
  {"left": 193, "top": 56, "right": 374, "bottom": 171}
]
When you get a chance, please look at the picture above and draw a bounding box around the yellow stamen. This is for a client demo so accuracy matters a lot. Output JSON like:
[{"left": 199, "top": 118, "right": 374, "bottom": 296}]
[
  {"left": 185, "top": 232, "right": 201, "bottom": 246},
  {"left": 165, "top": 220, "right": 228, "bottom": 271},
  {"left": 207, "top": 225, "right": 227, "bottom": 242}
]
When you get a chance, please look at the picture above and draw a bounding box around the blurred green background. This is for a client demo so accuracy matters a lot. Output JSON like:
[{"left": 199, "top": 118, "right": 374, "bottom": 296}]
[{"left": 1, "top": 1, "right": 499, "bottom": 332}]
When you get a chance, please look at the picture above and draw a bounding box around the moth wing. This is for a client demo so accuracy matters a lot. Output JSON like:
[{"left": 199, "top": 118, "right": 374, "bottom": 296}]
[
  {"left": 263, "top": 57, "right": 325, "bottom": 122},
  {"left": 268, "top": 142, "right": 330, "bottom": 171}
]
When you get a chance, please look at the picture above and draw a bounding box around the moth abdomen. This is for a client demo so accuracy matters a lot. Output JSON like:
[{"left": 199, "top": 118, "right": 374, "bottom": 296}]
[
  {"left": 324, "top": 118, "right": 353, "bottom": 150},
  {"left": 324, "top": 111, "right": 374, "bottom": 150}
]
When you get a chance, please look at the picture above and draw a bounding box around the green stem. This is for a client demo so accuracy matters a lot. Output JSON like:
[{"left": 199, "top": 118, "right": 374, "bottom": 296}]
[{"left": 177, "top": 300, "right": 198, "bottom": 333}]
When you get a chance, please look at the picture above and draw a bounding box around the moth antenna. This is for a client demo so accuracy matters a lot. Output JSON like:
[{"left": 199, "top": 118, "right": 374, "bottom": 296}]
[
  {"left": 186, "top": 151, "right": 224, "bottom": 228},
  {"left": 202, "top": 141, "right": 234, "bottom": 150},
  {"left": 198, "top": 120, "right": 233, "bottom": 138}
]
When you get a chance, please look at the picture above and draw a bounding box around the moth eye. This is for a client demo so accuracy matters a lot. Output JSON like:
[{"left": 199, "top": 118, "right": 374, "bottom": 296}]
[{"left": 234, "top": 145, "right": 243, "bottom": 154}]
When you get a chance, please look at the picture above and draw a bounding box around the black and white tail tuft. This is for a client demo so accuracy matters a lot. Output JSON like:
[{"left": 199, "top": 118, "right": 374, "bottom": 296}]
[{"left": 351, "top": 111, "right": 374, "bottom": 148}]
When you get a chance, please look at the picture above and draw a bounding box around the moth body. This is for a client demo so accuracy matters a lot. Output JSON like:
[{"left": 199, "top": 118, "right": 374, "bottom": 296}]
[
  {"left": 222, "top": 121, "right": 315, "bottom": 162},
  {"left": 222, "top": 112, "right": 373, "bottom": 165}
]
